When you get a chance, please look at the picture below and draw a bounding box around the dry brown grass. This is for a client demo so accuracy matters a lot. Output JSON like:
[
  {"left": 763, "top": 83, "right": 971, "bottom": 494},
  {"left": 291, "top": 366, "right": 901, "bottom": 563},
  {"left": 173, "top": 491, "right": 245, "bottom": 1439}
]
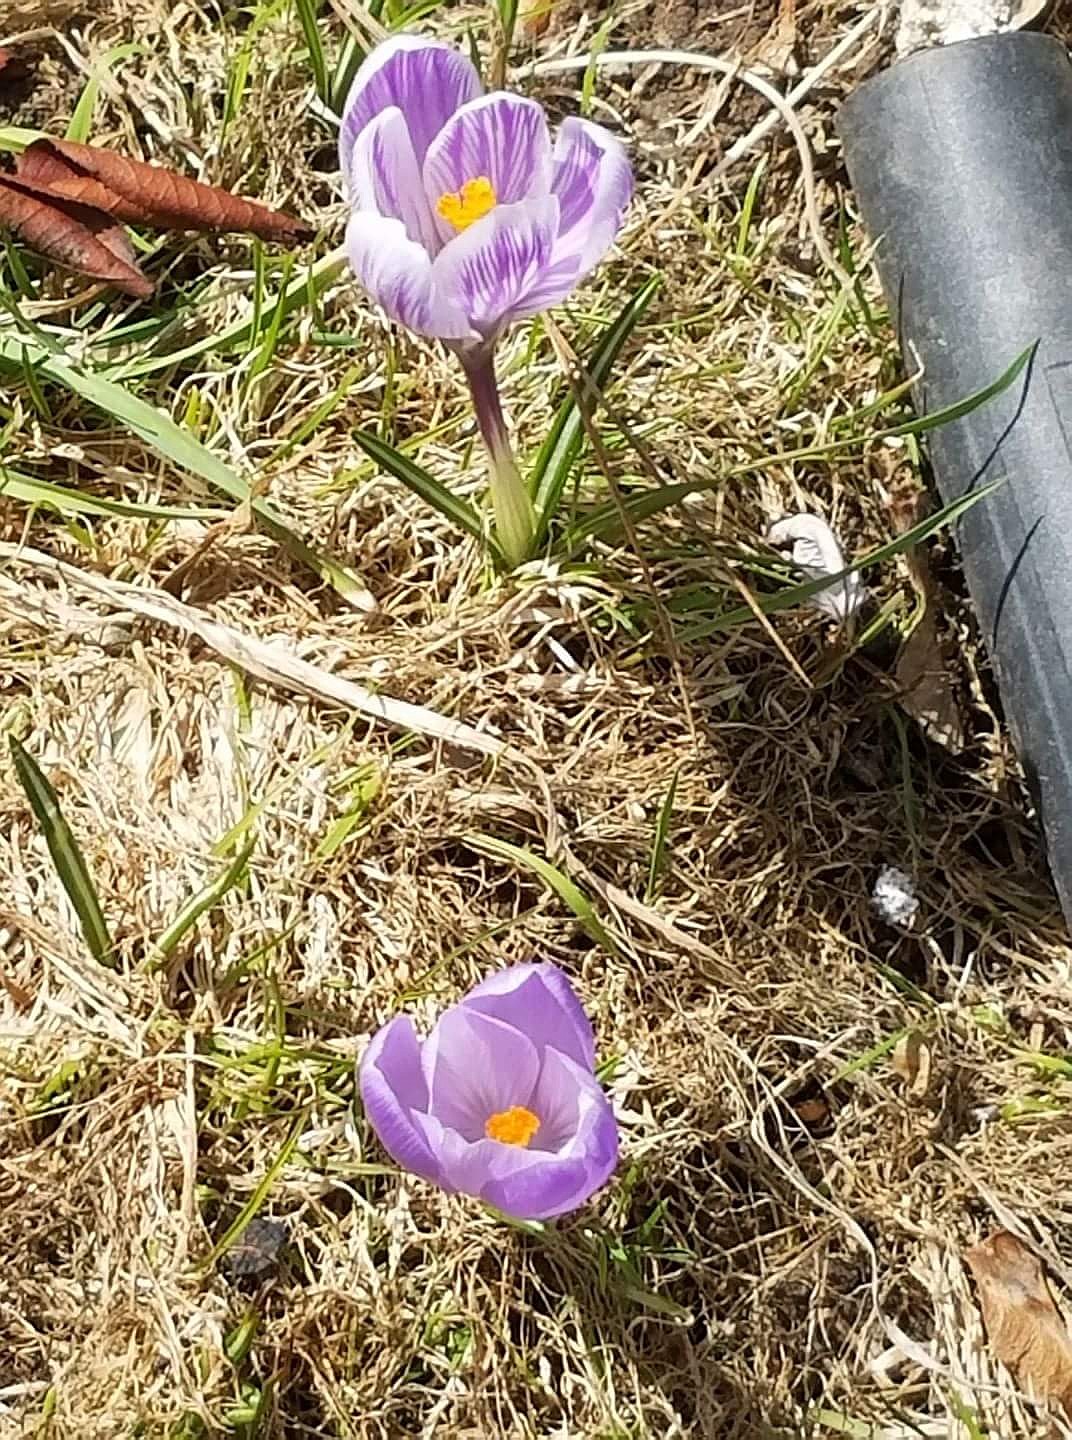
[{"left": 4, "top": 1, "right": 1072, "bottom": 1437}]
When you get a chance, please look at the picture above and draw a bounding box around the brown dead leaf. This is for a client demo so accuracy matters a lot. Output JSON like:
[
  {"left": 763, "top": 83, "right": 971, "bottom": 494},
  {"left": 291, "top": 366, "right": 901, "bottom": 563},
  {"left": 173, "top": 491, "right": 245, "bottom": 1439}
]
[
  {"left": 891, "top": 1030, "right": 933, "bottom": 1098},
  {"left": 0, "top": 174, "right": 153, "bottom": 297},
  {"left": 896, "top": 606, "right": 965, "bottom": 753},
  {"left": 519, "top": 0, "right": 551, "bottom": 36},
  {"left": 1, "top": 134, "right": 311, "bottom": 297},
  {"left": 16, "top": 139, "right": 312, "bottom": 241},
  {"left": 756, "top": 0, "right": 798, "bottom": 74},
  {"left": 964, "top": 1231, "right": 1072, "bottom": 1415}
]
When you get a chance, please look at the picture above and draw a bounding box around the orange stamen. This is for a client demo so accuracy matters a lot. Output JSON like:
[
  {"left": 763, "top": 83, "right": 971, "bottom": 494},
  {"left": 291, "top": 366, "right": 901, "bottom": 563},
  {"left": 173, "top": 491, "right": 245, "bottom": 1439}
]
[
  {"left": 437, "top": 175, "right": 497, "bottom": 232},
  {"left": 485, "top": 1105, "right": 540, "bottom": 1147}
]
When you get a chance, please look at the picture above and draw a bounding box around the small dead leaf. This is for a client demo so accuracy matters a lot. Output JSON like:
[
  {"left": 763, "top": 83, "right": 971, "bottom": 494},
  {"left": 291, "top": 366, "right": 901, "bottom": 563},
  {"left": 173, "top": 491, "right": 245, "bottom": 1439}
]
[
  {"left": 794, "top": 1096, "right": 831, "bottom": 1130},
  {"left": 0, "top": 962, "right": 32, "bottom": 1011},
  {"left": 891, "top": 1030, "right": 933, "bottom": 1097},
  {"left": 756, "top": 0, "right": 799, "bottom": 73},
  {"left": 0, "top": 174, "right": 153, "bottom": 297},
  {"left": 965, "top": 1231, "right": 1072, "bottom": 1415},
  {"left": 16, "top": 139, "right": 312, "bottom": 241},
  {"left": 519, "top": 0, "right": 551, "bottom": 36},
  {"left": 1, "top": 134, "right": 311, "bottom": 296},
  {"left": 895, "top": 607, "right": 965, "bottom": 753}
]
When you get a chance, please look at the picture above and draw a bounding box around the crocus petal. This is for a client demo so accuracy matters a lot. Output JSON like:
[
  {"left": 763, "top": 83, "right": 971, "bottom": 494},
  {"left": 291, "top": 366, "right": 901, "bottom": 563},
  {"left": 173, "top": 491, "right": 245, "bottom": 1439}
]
[
  {"left": 339, "top": 34, "right": 483, "bottom": 193},
  {"left": 432, "top": 197, "right": 557, "bottom": 339},
  {"left": 422, "top": 1006, "right": 541, "bottom": 1140},
  {"left": 408, "top": 1113, "right": 527, "bottom": 1195},
  {"left": 462, "top": 962, "right": 595, "bottom": 1072},
  {"left": 424, "top": 93, "right": 552, "bottom": 235},
  {"left": 495, "top": 119, "right": 631, "bottom": 319},
  {"left": 359, "top": 1017, "right": 443, "bottom": 1183},
  {"left": 346, "top": 211, "right": 475, "bottom": 341},
  {"left": 549, "top": 116, "right": 633, "bottom": 276},
  {"left": 530, "top": 1046, "right": 616, "bottom": 1157},
  {"left": 410, "top": 1114, "right": 603, "bottom": 1221},
  {"left": 350, "top": 106, "right": 440, "bottom": 254},
  {"left": 481, "top": 1152, "right": 607, "bottom": 1221},
  {"left": 480, "top": 1047, "right": 619, "bottom": 1218}
]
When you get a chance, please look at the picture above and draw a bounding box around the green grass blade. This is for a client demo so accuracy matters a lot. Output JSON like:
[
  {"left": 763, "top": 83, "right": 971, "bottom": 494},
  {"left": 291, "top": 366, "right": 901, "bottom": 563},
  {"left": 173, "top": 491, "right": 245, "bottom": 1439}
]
[
  {"left": 9, "top": 736, "right": 115, "bottom": 967},
  {"left": 223, "top": 0, "right": 286, "bottom": 133},
  {"left": 3, "top": 344, "right": 368, "bottom": 601},
  {"left": 530, "top": 274, "right": 659, "bottom": 542},
  {"left": 888, "top": 342, "right": 1033, "bottom": 439},
  {"left": 329, "top": 33, "right": 366, "bottom": 115},
  {"left": 574, "top": 344, "right": 1032, "bottom": 545},
  {"left": 66, "top": 44, "right": 144, "bottom": 143},
  {"left": 0, "top": 126, "right": 45, "bottom": 154},
  {"left": 678, "top": 479, "right": 1003, "bottom": 643},
  {"left": 645, "top": 766, "right": 679, "bottom": 901},
  {"left": 19, "top": 344, "right": 51, "bottom": 418},
  {"left": 353, "top": 427, "right": 502, "bottom": 560},
  {"left": 200, "top": 1107, "right": 308, "bottom": 1273},
  {"left": 294, "top": 0, "right": 330, "bottom": 104},
  {"left": 267, "top": 363, "right": 361, "bottom": 469},
  {"left": 466, "top": 833, "right": 620, "bottom": 955},
  {"left": 96, "top": 250, "right": 348, "bottom": 379},
  {"left": 245, "top": 252, "right": 295, "bottom": 388},
  {"left": 735, "top": 156, "right": 766, "bottom": 258},
  {"left": 0, "top": 466, "right": 224, "bottom": 522},
  {"left": 581, "top": 11, "right": 615, "bottom": 116},
  {"left": 155, "top": 836, "right": 257, "bottom": 962}
]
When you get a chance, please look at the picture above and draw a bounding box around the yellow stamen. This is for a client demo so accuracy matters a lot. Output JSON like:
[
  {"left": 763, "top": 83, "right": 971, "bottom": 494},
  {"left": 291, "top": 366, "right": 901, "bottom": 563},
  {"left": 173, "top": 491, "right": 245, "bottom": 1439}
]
[
  {"left": 485, "top": 1105, "right": 540, "bottom": 1147},
  {"left": 437, "top": 175, "right": 497, "bottom": 232}
]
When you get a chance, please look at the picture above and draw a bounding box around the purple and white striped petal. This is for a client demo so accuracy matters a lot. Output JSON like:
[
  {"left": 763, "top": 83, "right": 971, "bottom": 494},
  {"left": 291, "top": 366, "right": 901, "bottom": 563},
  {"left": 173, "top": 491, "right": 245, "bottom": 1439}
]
[
  {"left": 550, "top": 116, "right": 633, "bottom": 275},
  {"left": 423, "top": 93, "right": 552, "bottom": 242},
  {"left": 350, "top": 107, "right": 440, "bottom": 254},
  {"left": 346, "top": 211, "right": 475, "bottom": 341},
  {"left": 339, "top": 35, "right": 483, "bottom": 195},
  {"left": 432, "top": 197, "right": 558, "bottom": 339}
]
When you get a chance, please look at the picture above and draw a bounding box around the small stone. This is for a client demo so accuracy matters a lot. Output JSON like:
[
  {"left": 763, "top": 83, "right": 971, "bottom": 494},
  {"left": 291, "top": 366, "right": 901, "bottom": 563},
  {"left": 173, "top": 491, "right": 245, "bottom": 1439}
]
[{"left": 222, "top": 1217, "right": 289, "bottom": 1280}]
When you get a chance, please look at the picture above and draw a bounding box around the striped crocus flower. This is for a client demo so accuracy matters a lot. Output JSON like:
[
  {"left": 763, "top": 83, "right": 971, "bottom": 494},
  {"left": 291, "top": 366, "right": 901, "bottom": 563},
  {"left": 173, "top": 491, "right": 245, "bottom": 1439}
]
[{"left": 339, "top": 35, "right": 633, "bottom": 565}]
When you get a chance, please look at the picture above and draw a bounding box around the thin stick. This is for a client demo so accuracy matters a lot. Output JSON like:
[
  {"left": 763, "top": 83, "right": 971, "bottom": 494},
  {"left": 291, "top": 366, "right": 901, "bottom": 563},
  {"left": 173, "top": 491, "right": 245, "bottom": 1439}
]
[
  {"left": 714, "top": 5, "right": 884, "bottom": 175},
  {"left": 543, "top": 315, "right": 699, "bottom": 742},
  {"left": 0, "top": 544, "right": 515, "bottom": 762}
]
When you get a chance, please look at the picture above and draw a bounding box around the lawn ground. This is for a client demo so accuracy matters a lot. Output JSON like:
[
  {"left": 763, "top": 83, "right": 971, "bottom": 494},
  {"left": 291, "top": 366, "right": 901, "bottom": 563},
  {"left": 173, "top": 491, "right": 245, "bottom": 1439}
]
[{"left": 3, "top": 0, "right": 1072, "bottom": 1436}]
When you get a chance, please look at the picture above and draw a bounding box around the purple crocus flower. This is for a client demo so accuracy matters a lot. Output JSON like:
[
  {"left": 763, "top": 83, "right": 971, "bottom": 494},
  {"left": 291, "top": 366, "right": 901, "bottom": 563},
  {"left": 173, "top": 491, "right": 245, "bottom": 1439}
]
[
  {"left": 339, "top": 35, "right": 633, "bottom": 567},
  {"left": 359, "top": 962, "right": 619, "bottom": 1221}
]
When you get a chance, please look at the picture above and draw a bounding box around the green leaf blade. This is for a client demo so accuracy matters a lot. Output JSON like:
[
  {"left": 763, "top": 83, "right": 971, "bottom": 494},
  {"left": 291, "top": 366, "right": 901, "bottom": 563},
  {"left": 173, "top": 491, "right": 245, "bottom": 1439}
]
[
  {"left": 466, "top": 833, "right": 620, "bottom": 956},
  {"left": 353, "top": 427, "right": 502, "bottom": 560},
  {"left": 9, "top": 736, "right": 115, "bottom": 968},
  {"left": 530, "top": 274, "right": 660, "bottom": 542}
]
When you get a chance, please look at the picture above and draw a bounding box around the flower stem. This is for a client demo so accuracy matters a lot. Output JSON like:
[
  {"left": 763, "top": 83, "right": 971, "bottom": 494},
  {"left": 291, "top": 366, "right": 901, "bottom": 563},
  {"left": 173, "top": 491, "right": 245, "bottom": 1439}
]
[{"left": 460, "top": 347, "right": 536, "bottom": 569}]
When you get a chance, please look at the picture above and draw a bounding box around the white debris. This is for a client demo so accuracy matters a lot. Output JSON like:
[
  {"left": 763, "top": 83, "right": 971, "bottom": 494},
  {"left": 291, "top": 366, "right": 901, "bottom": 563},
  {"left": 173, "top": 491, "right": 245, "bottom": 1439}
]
[
  {"left": 767, "top": 513, "right": 865, "bottom": 624},
  {"left": 872, "top": 864, "right": 921, "bottom": 929},
  {"left": 895, "top": 0, "right": 1042, "bottom": 56}
]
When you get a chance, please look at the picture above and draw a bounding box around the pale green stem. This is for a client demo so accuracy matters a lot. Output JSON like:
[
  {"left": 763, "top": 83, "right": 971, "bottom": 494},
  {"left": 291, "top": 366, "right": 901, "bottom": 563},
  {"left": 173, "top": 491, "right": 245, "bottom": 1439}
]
[{"left": 460, "top": 347, "right": 536, "bottom": 569}]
